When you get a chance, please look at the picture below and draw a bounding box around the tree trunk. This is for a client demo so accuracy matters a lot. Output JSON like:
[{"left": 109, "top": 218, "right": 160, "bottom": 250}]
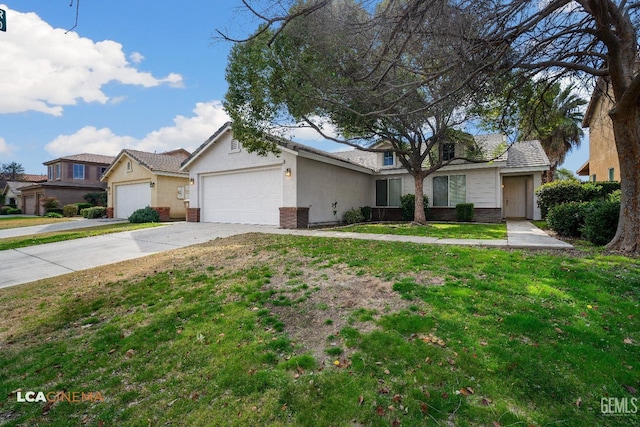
[
  {"left": 413, "top": 173, "right": 427, "bottom": 224},
  {"left": 606, "top": 112, "right": 640, "bottom": 252}
]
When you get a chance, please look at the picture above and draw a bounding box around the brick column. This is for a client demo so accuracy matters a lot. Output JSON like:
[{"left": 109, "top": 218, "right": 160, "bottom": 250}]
[
  {"left": 187, "top": 207, "right": 201, "bottom": 222},
  {"left": 279, "top": 207, "right": 309, "bottom": 229},
  {"left": 151, "top": 207, "right": 171, "bottom": 222},
  {"left": 106, "top": 207, "right": 114, "bottom": 218}
]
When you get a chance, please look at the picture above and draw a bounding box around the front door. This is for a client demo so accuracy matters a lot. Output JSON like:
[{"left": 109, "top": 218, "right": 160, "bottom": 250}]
[{"left": 503, "top": 176, "right": 527, "bottom": 218}]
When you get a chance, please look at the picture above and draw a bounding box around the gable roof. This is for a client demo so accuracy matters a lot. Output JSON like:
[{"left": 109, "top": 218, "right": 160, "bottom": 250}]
[
  {"left": 180, "top": 122, "right": 376, "bottom": 173},
  {"left": 43, "top": 153, "right": 116, "bottom": 166},
  {"left": 102, "top": 149, "right": 190, "bottom": 180},
  {"left": 582, "top": 77, "right": 609, "bottom": 128},
  {"left": 506, "top": 140, "right": 550, "bottom": 169},
  {"left": 3, "top": 180, "right": 34, "bottom": 195}
]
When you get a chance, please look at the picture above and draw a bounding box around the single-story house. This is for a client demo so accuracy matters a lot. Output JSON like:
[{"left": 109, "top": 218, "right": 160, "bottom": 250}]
[
  {"left": 180, "top": 122, "right": 550, "bottom": 228},
  {"left": 20, "top": 154, "right": 114, "bottom": 215},
  {"left": 102, "top": 149, "right": 190, "bottom": 220},
  {"left": 2, "top": 175, "right": 47, "bottom": 208}
]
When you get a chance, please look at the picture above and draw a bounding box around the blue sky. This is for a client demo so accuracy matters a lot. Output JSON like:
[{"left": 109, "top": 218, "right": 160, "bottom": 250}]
[{"left": 0, "top": 1, "right": 589, "bottom": 176}]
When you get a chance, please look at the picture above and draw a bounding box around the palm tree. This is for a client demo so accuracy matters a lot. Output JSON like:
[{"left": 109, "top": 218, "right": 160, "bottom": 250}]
[{"left": 519, "top": 83, "right": 586, "bottom": 182}]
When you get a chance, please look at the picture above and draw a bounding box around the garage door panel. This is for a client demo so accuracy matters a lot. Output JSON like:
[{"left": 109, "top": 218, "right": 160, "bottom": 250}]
[
  {"left": 201, "top": 168, "right": 281, "bottom": 225},
  {"left": 115, "top": 183, "right": 151, "bottom": 219}
]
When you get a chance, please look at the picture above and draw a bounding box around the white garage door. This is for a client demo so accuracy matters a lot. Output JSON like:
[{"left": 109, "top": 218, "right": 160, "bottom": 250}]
[
  {"left": 115, "top": 183, "right": 151, "bottom": 219},
  {"left": 201, "top": 167, "right": 282, "bottom": 225}
]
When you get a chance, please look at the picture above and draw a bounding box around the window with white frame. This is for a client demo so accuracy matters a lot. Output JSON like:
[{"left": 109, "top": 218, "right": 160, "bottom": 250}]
[
  {"left": 126, "top": 161, "right": 133, "bottom": 172},
  {"left": 55, "top": 163, "right": 61, "bottom": 180},
  {"left": 433, "top": 175, "right": 466, "bottom": 207},
  {"left": 442, "top": 143, "right": 455, "bottom": 161},
  {"left": 383, "top": 151, "right": 394, "bottom": 166},
  {"left": 48, "top": 165, "right": 53, "bottom": 181},
  {"left": 73, "top": 164, "right": 85, "bottom": 179},
  {"left": 376, "top": 178, "right": 402, "bottom": 206}
]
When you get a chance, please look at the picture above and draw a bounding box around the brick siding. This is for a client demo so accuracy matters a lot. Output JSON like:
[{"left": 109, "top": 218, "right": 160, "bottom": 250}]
[
  {"left": 186, "top": 208, "right": 200, "bottom": 222},
  {"left": 279, "top": 207, "right": 309, "bottom": 229}
]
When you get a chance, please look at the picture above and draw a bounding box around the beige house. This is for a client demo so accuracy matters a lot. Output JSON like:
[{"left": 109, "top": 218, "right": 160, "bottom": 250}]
[
  {"left": 577, "top": 78, "right": 620, "bottom": 182},
  {"left": 102, "top": 149, "right": 190, "bottom": 221}
]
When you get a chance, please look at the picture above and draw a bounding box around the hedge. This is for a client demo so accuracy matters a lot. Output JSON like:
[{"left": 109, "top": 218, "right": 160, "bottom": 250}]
[{"left": 456, "top": 203, "right": 475, "bottom": 222}]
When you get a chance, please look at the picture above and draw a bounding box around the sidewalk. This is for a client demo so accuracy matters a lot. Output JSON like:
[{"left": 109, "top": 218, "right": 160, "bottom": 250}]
[{"left": 0, "top": 220, "right": 571, "bottom": 289}]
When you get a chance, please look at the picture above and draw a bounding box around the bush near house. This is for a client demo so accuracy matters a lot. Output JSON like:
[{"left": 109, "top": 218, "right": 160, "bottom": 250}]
[
  {"left": 76, "top": 202, "right": 93, "bottom": 211},
  {"left": 455, "top": 203, "right": 475, "bottom": 222},
  {"left": 129, "top": 206, "right": 160, "bottom": 223},
  {"left": 343, "top": 208, "right": 365, "bottom": 224},
  {"left": 63, "top": 204, "right": 79, "bottom": 217},
  {"left": 536, "top": 180, "right": 620, "bottom": 218},
  {"left": 81, "top": 207, "right": 107, "bottom": 219},
  {"left": 400, "top": 194, "right": 429, "bottom": 221},
  {"left": 359, "top": 206, "right": 371, "bottom": 222},
  {"left": 83, "top": 192, "right": 107, "bottom": 207},
  {"left": 0, "top": 206, "right": 21, "bottom": 215},
  {"left": 40, "top": 197, "right": 60, "bottom": 214},
  {"left": 581, "top": 201, "right": 620, "bottom": 246},
  {"left": 546, "top": 201, "right": 587, "bottom": 237}
]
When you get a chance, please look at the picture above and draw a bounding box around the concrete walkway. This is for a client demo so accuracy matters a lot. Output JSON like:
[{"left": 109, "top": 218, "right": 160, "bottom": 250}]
[{"left": 0, "top": 220, "right": 571, "bottom": 289}]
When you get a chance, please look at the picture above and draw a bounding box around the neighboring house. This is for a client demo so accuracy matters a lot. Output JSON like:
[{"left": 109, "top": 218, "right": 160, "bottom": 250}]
[
  {"left": 102, "top": 149, "right": 190, "bottom": 220},
  {"left": 1, "top": 175, "right": 47, "bottom": 208},
  {"left": 180, "top": 122, "right": 550, "bottom": 228},
  {"left": 577, "top": 78, "right": 620, "bottom": 182},
  {"left": 20, "top": 154, "right": 115, "bottom": 215}
]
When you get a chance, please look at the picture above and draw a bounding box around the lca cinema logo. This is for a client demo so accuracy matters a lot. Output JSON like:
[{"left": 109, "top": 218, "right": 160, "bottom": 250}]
[
  {"left": 16, "top": 390, "right": 104, "bottom": 403},
  {"left": 601, "top": 397, "right": 638, "bottom": 417}
]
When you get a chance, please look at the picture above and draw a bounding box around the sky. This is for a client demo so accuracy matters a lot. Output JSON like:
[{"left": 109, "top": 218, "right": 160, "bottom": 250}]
[{"left": 0, "top": 1, "right": 589, "bottom": 176}]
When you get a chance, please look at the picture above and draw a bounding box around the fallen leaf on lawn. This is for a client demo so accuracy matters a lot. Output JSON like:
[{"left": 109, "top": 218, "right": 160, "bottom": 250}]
[
  {"left": 293, "top": 373, "right": 300, "bottom": 379},
  {"left": 378, "top": 387, "right": 390, "bottom": 394},
  {"left": 420, "top": 402, "right": 428, "bottom": 414},
  {"left": 281, "top": 403, "right": 287, "bottom": 411},
  {"left": 459, "top": 387, "right": 474, "bottom": 396},
  {"left": 333, "top": 360, "right": 340, "bottom": 366},
  {"left": 387, "top": 405, "right": 395, "bottom": 411},
  {"left": 108, "top": 349, "right": 116, "bottom": 354},
  {"left": 97, "top": 421, "right": 103, "bottom": 427},
  {"left": 480, "top": 340, "right": 488, "bottom": 346},
  {"left": 392, "top": 419, "right": 400, "bottom": 427},
  {"left": 623, "top": 384, "right": 637, "bottom": 394},
  {"left": 481, "top": 397, "right": 492, "bottom": 406},
  {"left": 384, "top": 369, "right": 390, "bottom": 375},
  {"left": 492, "top": 422, "right": 501, "bottom": 427},
  {"left": 554, "top": 327, "right": 563, "bottom": 334},
  {"left": 358, "top": 395, "right": 364, "bottom": 406},
  {"left": 423, "top": 390, "right": 431, "bottom": 399},
  {"left": 125, "top": 349, "right": 136, "bottom": 358},
  {"left": 442, "top": 392, "right": 449, "bottom": 399},
  {"left": 392, "top": 394, "right": 402, "bottom": 403},
  {"left": 587, "top": 304, "right": 593, "bottom": 309},
  {"left": 425, "top": 357, "right": 432, "bottom": 364},
  {"left": 376, "top": 406, "right": 385, "bottom": 416},
  {"left": 576, "top": 397, "right": 582, "bottom": 407},
  {"left": 623, "top": 337, "right": 633, "bottom": 344}
]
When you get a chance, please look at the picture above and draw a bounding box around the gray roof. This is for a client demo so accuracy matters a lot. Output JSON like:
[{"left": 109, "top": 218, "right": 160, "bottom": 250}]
[
  {"left": 43, "top": 153, "right": 116, "bottom": 165},
  {"left": 332, "top": 150, "right": 378, "bottom": 169},
  {"left": 3, "top": 180, "right": 34, "bottom": 194},
  {"left": 122, "top": 149, "right": 190, "bottom": 174},
  {"left": 506, "top": 140, "right": 550, "bottom": 168}
]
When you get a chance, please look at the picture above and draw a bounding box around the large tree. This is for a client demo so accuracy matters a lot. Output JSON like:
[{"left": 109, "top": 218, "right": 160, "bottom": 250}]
[
  {"left": 224, "top": 0, "right": 494, "bottom": 223},
  {"left": 0, "top": 162, "right": 25, "bottom": 181},
  {"left": 227, "top": 0, "right": 640, "bottom": 252}
]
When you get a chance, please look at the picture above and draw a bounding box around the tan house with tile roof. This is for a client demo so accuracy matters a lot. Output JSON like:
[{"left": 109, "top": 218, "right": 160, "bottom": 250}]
[
  {"left": 577, "top": 78, "right": 620, "bottom": 182},
  {"left": 20, "top": 154, "right": 115, "bottom": 215},
  {"left": 101, "top": 149, "right": 190, "bottom": 220}
]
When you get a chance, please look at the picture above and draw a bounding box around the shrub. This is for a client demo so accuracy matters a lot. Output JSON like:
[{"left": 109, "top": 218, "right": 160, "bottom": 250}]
[
  {"left": 7, "top": 208, "right": 21, "bottom": 214},
  {"left": 456, "top": 203, "right": 475, "bottom": 222},
  {"left": 400, "top": 194, "right": 429, "bottom": 221},
  {"left": 46, "top": 212, "right": 64, "bottom": 218},
  {"left": 81, "top": 207, "right": 107, "bottom": 219},
  {"left": 343, "top": 208, "right": 365, "bottom": 224},
  {"left": 581, "top": 201, "right": 620, "bottom": 246},
  {"left": 360, "top": 206, "right": 371, "bottom": 222},
  {"left": 535, "top": 180, "right": 584, "bottom": 218},
  {"left": 84, "top": 192, "right": 107, "bottom": 207},
  {"left": 46, "top": 208, "right": 63, "bottom": 215},
  {"left": 546, "top": 201, "right": 586, "bottom": 237},
  {"left": 0, "top": 206, "right": 9, "bottom": 215},
  {"left": 75, "top": 202, "right": 93, "bottom": 211},
  {"left": 607, "top": 189, "right": 621, "bottom": 203},
  {"left": 40, "top": 197, "right": 60, "bottom": 210},
  {"left": 63, "top": 204, "right": 79, "bottom": 217},
  {"left": 129, "top": 206, "right": 160, "bottom": 223},
  {"left": 594, "top": 181, "right": 621, "bottom": 197}
]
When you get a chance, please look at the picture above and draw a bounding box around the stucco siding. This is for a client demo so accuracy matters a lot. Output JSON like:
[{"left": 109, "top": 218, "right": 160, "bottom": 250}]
[
  {"left": 297, "top": 156, "right": 371, "bottom": 224},
  {"left": 105, "top": 155, "right": 154, "bottom": 208},
  {"left": 587, "top": 93, "right": 620, "bottom": 181},
  {"left": 156, "top": 175, "right": 190, "bottom": 218}
]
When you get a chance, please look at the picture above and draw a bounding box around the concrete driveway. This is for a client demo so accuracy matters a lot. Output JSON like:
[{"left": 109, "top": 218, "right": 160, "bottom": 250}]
[{"left": 0, "top": 222, "right": 278, "bottom": 289}]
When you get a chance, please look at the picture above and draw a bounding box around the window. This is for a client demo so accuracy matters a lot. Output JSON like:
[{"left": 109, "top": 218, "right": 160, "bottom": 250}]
[
  {"left": 55, "top": 163, "right": 61, "bottom": 180},
  {"left": 591, "top": 174, "right": 597, "bottom": 183},
  {"left": 376, "top": 178, "right": 402, "bottom": 206},
  {"left": 126, "top": 161, "right": 133, "bottom": 172},
  {"left": 442, "top": 143, "right": 456, "bottom": 161},
  {"left": 383, "top": 151, "right": 394, "bottom": 166},
  {"left": 433, "top": 175, "right": 466, "bottom": 207},
  {"left": 73, "top": 164, "right": 85, "bottom": 179},
  {"left": 608, "top": 168, "right": 615, "bottom": 182},
  {"left": 48, "top": 165, "right": 53, "bottom": 181},
  {"left": 230, "top": 139, "right": 240, "bottom": 152}
]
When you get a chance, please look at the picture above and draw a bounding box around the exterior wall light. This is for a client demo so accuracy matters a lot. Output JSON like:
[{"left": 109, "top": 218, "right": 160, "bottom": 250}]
[
  {"left": 285, "top": 168, "right": 292, "bottom": 177},
  {"left": 189, "top": 178, "right": 194, "bottom": 185},
  {"left": 150, "top": 182, "right": 156, "bottom": 188}
]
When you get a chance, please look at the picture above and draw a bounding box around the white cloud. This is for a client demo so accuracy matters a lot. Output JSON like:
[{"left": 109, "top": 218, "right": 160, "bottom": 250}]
[
  {"left": 45, "top": 101, "right": 230, "bottom": 156},
  {"left": 129, "top": 52, "right": 144, "bottom": 64},
  {"left": 0, "top": 137, "right": 16, "bottom": 155},
  {"left": 0, "top": 7, "right": 183, "bottom": 116}
]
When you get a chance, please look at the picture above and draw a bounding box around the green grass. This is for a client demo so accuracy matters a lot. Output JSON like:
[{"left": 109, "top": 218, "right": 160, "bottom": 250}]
[
  {"left": 0, "top": 234, "right": 638, "bottom": 426},
  {"left": 0, "top": 222, "right": 163, "bottom": 250},
  {"left": 0, "top": 216, "right": 71, "bottom": 229},
  {"left": 334, "top": 222, "right": 507, "bottom": 240}
]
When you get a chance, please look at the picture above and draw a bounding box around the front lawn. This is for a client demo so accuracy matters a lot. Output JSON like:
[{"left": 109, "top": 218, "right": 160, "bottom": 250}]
[
  {"left": 0, "top": 216, "right": 71, "bottom": 230},
  {"left": 0, "top": 222, "right": 164, "bottom": 251},
  {"left": 334, "top": 222, "right": 507, "bottom": 240},
  {"left": 0, "top": 235, "right": 638, "bottom": 426}
]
